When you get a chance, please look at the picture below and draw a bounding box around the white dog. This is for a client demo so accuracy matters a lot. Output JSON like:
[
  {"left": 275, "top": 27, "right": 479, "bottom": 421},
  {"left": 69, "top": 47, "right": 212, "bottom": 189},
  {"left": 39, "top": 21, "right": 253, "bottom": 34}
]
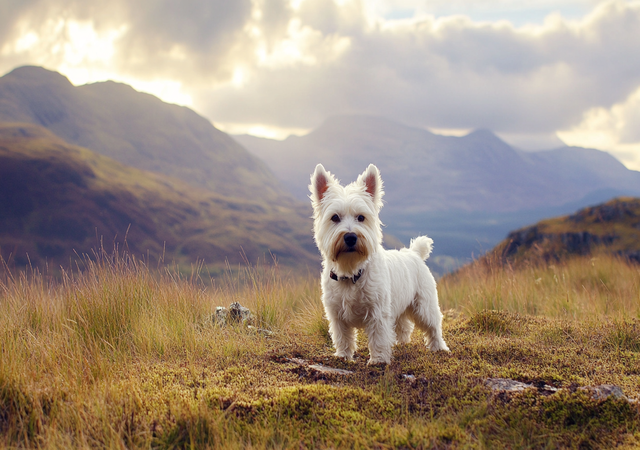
[{"left": 309, "top": 163, "right": 449, "bottom": 365}]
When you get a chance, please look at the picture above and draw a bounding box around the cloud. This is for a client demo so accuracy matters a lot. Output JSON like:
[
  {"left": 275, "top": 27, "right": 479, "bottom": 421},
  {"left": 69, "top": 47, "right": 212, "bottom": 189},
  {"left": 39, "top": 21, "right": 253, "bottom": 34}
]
[
  {"left": 0, "top": 0, "right": 262, "bottom": 83},
  {"left": 558, "top": 86, "right": 640, "bottom": 169},
  {"left": 0, "top": 0, "right": 639, "bottom": 164},
  {"left": 199, "top": 1, "right": 640, "bottom": 135}
]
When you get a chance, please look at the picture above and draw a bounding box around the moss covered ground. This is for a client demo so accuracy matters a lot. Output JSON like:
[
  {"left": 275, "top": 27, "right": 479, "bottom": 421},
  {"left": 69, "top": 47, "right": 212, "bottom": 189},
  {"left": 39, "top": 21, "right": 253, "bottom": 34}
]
[{"left": 1, "top": 253, "right": 639, "bottom": 448}]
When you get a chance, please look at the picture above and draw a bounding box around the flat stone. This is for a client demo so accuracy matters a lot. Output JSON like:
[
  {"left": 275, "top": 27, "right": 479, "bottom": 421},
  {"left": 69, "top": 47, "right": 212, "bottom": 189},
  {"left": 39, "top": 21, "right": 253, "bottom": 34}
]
[
  {"left": 286, "top": 358, "right": 308, "bottom": 366},
  {"left": 485, "top": 378, "right": 534, "bottom": 392},
  {"left": 285, "top": 358, "right": 353, "bottom": 375},
  {"left": 485, "top": 379, "right": 629, "bottom": 402},
  {"left": 485, "top": 378, "right": 559, "bottom": 393},
  {"left": 308, "top": 364, "right": 354, "bottom": 375},
  {"left": 579, "top": 384, "right": 627, "bottom": 401}
]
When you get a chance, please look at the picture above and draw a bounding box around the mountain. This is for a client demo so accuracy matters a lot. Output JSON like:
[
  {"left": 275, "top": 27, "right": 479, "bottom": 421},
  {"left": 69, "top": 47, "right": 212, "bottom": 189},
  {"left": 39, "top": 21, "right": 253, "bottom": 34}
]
[
  {"left": 0, "top": 66, "right": 292, "bottom": 205},
  {"left": 235, "top": 115, "right": 640, "bottom": 212},
  {"left": 483, "top": 197, "right": 640, "bottom": 265},
  {"left": 0, "top": 123, "right": 318, "bottom": 269},
  {"left": 235, "top": 115, "right": 640, "bottom": 260}
]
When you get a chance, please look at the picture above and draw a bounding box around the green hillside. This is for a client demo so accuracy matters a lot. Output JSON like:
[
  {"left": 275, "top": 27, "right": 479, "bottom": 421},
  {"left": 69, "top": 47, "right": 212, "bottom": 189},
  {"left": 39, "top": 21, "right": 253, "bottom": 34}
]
[
  {"left": 0, "top": 123, "right": 317, "bottom": 270},
  {"left": 0, "top": 66, "right": 292, "bottom": 205},
  {"left": 489, "top": 197, "right": 640, "bottom": 264}
]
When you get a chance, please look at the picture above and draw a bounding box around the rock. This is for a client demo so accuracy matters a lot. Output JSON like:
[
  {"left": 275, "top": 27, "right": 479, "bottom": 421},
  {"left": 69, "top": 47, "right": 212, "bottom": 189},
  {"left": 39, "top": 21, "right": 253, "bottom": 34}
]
[
  {"left": 504, "top": 228, "right": 617, "bottom": 258},
  {"left": 570, "top": 201, "right": 637, "bottom": 223},
  {"left": 308, "top": 364, "right": 354, "bottom": 375},
  {"left": 579, "top": 384, "right": 627, "bottom": 401},
  {"left": 212, "top": 302, "right": 254, "bottom": 326},
  {"left": 248, "top": 325, "right": 274, "bottom": 336},
  {"left": 213, "top": 306, "right": 229, "bottom": 325},
  {"left": 485, "top": 378, "right": 559, "bottom": 394},
  {"left": 558, "top": 232, "right": 616, "bottom": 254},
  {"left": 485, "top": 378, "right": 630, "bottom": 403},
  {"left": 285, "top": 357, "right": 353, "bottom": 375},
  {"left": 485, "top": 378, "right": 534, "bottom": 392},
  {"left": 228, "top": 302, "right": 253, "bottom": 324},
  {"left": 623, "top": 250, "right": 640, "bottom": 264},
  {"left": 287, "top": 358, "right": 308, "bottom": 366}
]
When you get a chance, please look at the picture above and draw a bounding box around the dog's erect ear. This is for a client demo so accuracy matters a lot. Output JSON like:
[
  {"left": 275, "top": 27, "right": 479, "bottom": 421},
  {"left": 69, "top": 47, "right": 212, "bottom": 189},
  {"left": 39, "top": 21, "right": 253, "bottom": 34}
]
[
  {"left": 358, "top": 164, "right": 384, "bottom": 208},
  {"left": 309, "top": 164, "right": 335, "bottom": 206}
]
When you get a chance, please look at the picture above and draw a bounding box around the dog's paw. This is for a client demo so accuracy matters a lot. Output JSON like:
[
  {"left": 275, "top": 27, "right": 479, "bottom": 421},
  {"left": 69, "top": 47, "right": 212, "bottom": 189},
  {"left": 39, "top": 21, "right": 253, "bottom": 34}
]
[
  {"left": 335, "top": 351, "right": 354, "bottom": 361},
  {"left": 366, "top": 357, "right": 390, "bottom": 366},
  {"left": 428, "top": 340, "right": 450, "bottom": 352}
]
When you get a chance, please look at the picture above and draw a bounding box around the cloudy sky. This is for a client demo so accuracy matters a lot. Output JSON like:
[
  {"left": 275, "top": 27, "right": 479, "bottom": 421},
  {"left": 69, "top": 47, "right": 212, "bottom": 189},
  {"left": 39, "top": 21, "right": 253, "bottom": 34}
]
[{"left": 1, "top": 0, "right": 640, "bottom": 169}]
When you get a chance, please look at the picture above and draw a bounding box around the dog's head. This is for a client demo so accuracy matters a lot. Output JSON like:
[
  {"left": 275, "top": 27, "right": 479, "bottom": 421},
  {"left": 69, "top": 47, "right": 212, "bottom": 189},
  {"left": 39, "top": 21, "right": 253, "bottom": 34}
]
[{"left": 309, "top": 164, "right": 384, "bottom": 276}]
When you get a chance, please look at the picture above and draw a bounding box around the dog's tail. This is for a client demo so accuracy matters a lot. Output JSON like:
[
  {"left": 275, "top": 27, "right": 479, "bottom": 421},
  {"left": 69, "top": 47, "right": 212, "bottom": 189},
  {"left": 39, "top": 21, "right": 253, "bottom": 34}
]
[{"left": 409, "top": 236, "right": 434, "bottom": 261}]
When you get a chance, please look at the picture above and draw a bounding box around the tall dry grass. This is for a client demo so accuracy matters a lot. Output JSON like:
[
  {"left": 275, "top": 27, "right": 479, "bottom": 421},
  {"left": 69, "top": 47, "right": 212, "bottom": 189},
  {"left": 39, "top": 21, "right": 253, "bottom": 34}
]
[
  {"left": 1, "top": 249, "right": 640, "bottom": 448},
  {"left": 0, "top": 251, "right": 323, "bottom": 448},
  {"left": 439, "top": 252, "right": 640, "bottom": 320},
  {"left": 1, "top": 251, "right": 320, "bottom": 374}
]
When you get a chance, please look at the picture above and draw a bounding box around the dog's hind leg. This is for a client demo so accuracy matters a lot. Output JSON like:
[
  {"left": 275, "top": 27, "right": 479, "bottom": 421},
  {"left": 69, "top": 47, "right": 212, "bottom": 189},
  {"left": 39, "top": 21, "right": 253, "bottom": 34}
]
[
  {"left": 411, "top": 292, "right": 450, "bottom": 352},
  {"left": 394, "top": 313, "right": 415, "bottom": 344}
]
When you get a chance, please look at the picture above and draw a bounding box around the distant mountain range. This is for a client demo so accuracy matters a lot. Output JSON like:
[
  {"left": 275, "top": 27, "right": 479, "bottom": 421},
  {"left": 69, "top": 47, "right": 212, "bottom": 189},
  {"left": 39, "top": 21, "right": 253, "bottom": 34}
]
[
  {"left": 235, "top": 115, "right": 640, "bottom": 212},
  {"left": 0, "top": 123, "right": 317, "bottom": 269},
  {"left": 235, "top": 115, "right": 640, "bottom": 261},
  {"left": 0, "top": 66, "right": 291, "bottom": 205},
  {"left": 2, "top": 66, "right": 639, "bottom": 272}
]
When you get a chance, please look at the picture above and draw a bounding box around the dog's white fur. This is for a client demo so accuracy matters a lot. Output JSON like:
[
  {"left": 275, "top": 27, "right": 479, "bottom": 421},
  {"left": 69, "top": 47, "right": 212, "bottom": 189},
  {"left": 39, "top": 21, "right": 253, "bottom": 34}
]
[{"left": 310, "top": 163, "right": 449, "bottom": 365}]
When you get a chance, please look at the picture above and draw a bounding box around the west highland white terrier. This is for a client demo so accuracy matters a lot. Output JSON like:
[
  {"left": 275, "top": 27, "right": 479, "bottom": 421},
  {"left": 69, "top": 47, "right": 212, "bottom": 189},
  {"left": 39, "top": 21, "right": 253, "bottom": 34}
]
[{"left": 309, "top": 163, "right": 449, "bottom": 365}]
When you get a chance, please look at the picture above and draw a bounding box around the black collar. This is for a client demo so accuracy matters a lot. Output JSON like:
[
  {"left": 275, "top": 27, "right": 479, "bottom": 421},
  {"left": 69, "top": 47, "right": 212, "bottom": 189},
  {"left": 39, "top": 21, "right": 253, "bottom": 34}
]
[{"left": 330, "top": 269, "right": 363, "bottom": 284}]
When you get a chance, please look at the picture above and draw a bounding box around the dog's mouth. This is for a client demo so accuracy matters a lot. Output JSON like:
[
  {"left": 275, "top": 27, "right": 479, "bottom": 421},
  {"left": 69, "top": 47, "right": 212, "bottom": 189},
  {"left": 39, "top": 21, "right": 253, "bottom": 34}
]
[
  {"left": 333, "top": 247, "right": 363, "bottom": 260},
  {"left": 332, "top": 233, "right": 368, "bottom": 262}
]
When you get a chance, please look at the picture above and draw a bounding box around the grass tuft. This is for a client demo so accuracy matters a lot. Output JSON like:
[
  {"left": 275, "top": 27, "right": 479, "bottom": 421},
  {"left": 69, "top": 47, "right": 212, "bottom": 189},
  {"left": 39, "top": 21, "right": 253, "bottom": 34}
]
[
  {"left": 466, "top": 310, "right": 519, "bottom": 335},
  {"left": 603, "top": 319, "right": 640, "bottom": 353}
]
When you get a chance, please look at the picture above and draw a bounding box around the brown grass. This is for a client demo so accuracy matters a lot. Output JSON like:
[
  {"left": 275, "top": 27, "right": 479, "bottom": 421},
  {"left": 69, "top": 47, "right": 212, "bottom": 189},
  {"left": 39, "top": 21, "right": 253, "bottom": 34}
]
[
  {"left": 439, "top": 251, "right": 640, "bottom": 320},
  {"left": 1, "top": 251, "right": 639, "bottom": 448}
]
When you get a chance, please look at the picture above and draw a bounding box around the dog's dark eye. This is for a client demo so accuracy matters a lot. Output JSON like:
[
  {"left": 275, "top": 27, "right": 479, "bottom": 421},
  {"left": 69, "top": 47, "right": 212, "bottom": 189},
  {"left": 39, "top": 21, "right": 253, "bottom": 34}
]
[
  {"left": 357, "top": 215, "right": 365, "bottom": 222},
  {"left": 331, "top": 214, "right": 340, "bottom": 223}
]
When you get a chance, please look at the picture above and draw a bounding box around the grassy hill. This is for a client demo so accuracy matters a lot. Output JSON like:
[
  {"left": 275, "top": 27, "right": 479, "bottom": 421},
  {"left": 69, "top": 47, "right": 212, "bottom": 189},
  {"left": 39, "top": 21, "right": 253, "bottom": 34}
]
[
  {"left": 0, "top": 123, "right": 317, "bottom": 270},
  {"left": 488, "top": 197, "right": 640, "bottom": 265},
  {"left": 0, "top": 66, "right": 293, "bottom": 205}
]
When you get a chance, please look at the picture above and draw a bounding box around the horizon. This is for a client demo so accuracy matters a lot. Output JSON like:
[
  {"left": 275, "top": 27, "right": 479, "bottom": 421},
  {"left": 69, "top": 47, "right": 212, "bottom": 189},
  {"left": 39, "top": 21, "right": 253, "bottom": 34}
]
[{"left": 1, "top": 0, "right": 639, "bottom": 169}]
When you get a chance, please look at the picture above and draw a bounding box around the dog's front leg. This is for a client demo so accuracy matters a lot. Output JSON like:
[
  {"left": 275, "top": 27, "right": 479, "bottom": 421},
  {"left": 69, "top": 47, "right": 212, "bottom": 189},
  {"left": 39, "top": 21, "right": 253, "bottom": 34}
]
[
  {"left": 364, "top": 317, "right": 395, "bottom": 365},
  {"left": 328, "top": 318, "right": 357, "bottom": 360}
]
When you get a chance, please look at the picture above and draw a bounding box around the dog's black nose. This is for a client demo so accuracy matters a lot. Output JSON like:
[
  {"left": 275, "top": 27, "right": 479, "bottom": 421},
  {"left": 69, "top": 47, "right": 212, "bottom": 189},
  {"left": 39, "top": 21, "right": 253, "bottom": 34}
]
[{"left": 344, "top": 232, "right": 358, "bottom": 248}]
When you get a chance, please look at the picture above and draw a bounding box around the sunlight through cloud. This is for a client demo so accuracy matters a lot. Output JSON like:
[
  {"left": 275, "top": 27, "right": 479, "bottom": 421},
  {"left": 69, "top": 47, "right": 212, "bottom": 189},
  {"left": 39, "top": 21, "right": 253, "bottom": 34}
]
[
  {"left": 558, "top": 86, "right": 640, "bottom": 170},
  {"left": 1, "top": 0, "right": 639, "bottom": 169}
]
